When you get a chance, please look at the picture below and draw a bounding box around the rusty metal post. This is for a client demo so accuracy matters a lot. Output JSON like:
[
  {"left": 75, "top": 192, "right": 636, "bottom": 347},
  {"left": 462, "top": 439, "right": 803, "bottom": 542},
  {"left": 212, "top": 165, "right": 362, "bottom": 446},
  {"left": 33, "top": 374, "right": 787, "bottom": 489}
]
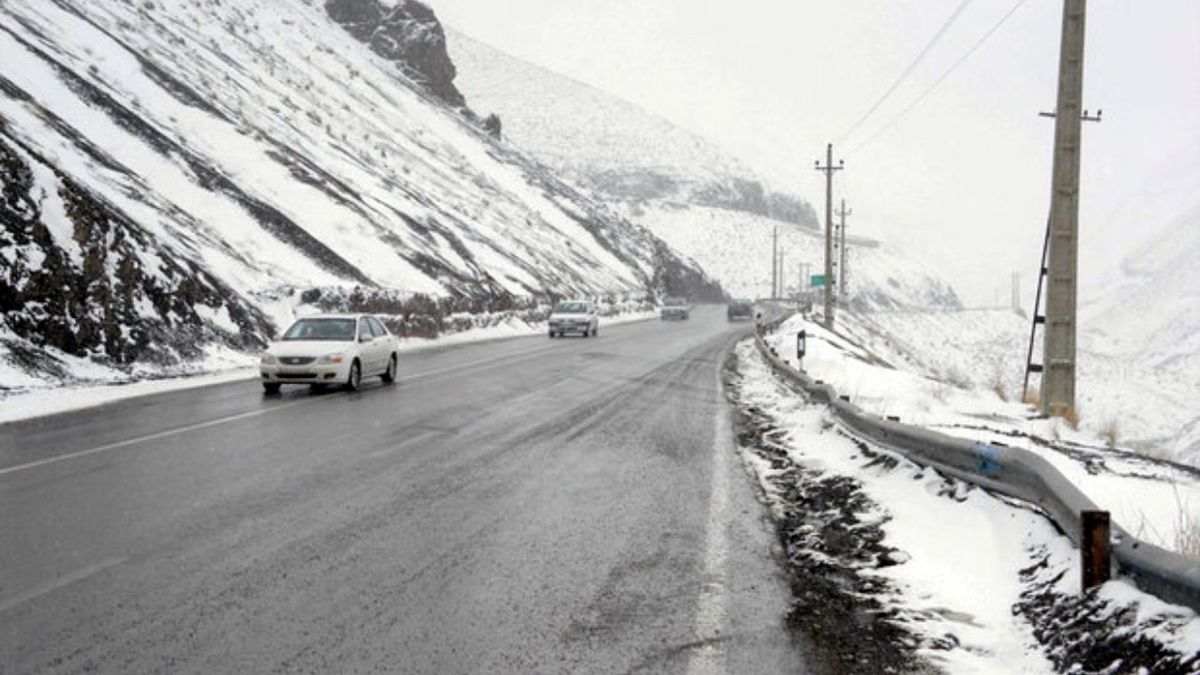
[{"left": 1081, "top": 510, "right": 1111, "bottom": 591}]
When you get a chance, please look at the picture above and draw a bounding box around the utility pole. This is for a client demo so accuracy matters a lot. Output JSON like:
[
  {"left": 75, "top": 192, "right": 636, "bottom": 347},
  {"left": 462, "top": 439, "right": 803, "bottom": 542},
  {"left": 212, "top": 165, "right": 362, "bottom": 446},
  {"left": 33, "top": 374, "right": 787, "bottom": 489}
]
[
  {"left": 837, "top": 200, "right": 852, "bottom": 301},
  {"left": 1040, "top": 0, "right": 1090, "bottom": 418},
  {"left": 771, "top": 225, "right": 778, "bottom": 298},
  {"left": 778, "top": 248, "right": 785, "bottom": 299},
  {"left": 815, "top": 143, "right": 844, "bottom": 328}
]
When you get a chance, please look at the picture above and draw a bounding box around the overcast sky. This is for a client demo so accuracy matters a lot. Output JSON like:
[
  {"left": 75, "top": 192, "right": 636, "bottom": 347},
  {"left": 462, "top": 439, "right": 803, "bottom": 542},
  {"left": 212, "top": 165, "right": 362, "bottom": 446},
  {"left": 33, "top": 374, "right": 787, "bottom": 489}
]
[{"left": 428, "top": 1, "right": 1200, "bottom": 306}]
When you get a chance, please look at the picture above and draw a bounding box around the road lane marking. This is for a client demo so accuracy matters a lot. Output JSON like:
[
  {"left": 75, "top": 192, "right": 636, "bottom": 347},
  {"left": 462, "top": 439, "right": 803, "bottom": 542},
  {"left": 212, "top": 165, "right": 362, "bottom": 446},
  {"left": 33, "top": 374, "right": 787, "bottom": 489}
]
[
  {"left": 0, "top": 398, "right": 319, "bottom": 478},
  {"left": 687, "top": 363, "right": 732, "bottom": 675},
  {"left": 0, "top": 556, "right": 127, "bottom": 614}
]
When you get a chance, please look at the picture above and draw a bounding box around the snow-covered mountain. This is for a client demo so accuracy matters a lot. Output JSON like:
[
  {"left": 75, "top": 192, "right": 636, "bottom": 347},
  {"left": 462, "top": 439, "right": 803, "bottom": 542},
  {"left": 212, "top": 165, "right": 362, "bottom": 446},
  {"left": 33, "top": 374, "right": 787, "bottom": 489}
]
[
  {"left": 445, "top": 28, "right": 958, "bottom": 313},
  {"left": 1078, "top": 203, "right": 1200, "bottom": 463},
  {"left": 0, "top": 0, "right": 720, "bottom": 387},
  {"left": 446, "top": 29, "right": 817, "bottom": 228}
]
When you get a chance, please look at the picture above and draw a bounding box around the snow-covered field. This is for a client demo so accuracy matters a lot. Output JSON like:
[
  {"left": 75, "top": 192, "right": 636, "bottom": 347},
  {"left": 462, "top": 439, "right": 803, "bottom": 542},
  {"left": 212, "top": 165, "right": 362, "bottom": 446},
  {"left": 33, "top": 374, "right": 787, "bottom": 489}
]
[
  {"left": 762, "top": 310, "right": 1200, "bottom": 558},
  {"left": 730, "top": 338, "right": 1200, "bottom": 673}
]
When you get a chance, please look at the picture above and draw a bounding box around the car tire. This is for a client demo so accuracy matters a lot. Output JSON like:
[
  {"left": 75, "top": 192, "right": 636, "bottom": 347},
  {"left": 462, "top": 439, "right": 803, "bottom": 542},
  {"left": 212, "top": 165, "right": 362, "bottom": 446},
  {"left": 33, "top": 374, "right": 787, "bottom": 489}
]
[
  {"left": 548, "top": 330, "right": 556, "bottom": 338},
  {"left": 263, "top": 382, "right": 281, "bottom": 394},
  {"left": 345, "top": 360, "right": 362, "bottom": 392},
  {"left": 381, "top": 354, "right": 397, "bottom": 384}
]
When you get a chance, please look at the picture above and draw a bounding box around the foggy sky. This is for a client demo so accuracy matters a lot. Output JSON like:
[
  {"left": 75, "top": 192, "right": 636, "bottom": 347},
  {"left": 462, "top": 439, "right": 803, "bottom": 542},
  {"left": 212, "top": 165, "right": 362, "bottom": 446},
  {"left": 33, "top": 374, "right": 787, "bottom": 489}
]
[{"left": 428, "top": 0, "right": 1200, "bottom": 307}]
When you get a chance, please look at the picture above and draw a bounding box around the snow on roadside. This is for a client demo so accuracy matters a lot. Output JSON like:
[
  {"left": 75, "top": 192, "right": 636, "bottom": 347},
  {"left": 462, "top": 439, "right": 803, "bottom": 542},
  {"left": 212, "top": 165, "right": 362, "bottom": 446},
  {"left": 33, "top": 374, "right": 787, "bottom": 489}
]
[
  {"left": 731, "top": 339, "right": 1056, "bottom": 673},
  {"left": 763, "top": 311, "right": 1200, "bottom": 558},
  {"left": 731, "top": 338, "right": 1200, "bottom": 673},
  {"left": 0, "top": 309, "right": 657, "bottom": 425}
]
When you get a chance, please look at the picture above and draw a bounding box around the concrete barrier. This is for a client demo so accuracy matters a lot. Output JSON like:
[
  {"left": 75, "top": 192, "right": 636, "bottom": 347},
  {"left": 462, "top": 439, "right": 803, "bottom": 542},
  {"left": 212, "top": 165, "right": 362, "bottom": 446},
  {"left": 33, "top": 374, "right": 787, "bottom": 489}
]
[{"left": 753, "top": 335, "right": 1200, "bottom": 613}]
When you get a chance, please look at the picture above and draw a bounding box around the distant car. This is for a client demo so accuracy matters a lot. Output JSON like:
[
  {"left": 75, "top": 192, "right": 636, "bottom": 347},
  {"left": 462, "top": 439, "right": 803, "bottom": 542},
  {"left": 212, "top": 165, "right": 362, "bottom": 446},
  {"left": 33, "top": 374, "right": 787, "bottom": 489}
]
[
  {"left": 661, "top": 297, "right": 691, "bottom": 320},
  {"left": 260, "top": 314, "right": 398, "bottom": 393},
  {"left": 727, "top": 298, "right": 754, "bottom": 321},
  {"left": 549, "top": 300, "right": 599, "bottom": 337}
]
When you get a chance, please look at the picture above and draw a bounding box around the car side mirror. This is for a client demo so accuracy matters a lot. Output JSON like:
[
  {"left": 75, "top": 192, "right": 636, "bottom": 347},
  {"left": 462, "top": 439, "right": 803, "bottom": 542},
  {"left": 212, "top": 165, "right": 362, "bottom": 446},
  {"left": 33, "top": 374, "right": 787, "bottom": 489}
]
[{"left": 359, "top": 335, "right": 371, "bottom": 343}]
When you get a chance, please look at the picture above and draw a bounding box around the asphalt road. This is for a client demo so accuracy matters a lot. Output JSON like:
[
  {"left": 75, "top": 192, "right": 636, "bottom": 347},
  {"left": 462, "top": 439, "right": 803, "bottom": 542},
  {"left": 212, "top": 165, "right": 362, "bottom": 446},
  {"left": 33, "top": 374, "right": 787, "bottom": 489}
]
[{"left": 0, "top": 306, "right": 808, "bottom": 674}]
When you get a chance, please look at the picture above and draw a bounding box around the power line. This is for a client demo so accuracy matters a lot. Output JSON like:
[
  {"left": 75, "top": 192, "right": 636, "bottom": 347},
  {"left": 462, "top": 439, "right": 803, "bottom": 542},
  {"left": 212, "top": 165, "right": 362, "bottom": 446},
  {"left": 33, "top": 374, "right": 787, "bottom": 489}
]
[
  {"left": 849, "top": 0, "right": 1032, "bottom": 156},
  {"left": 837, "top": 0, "right": 974, "bottom": 144}
]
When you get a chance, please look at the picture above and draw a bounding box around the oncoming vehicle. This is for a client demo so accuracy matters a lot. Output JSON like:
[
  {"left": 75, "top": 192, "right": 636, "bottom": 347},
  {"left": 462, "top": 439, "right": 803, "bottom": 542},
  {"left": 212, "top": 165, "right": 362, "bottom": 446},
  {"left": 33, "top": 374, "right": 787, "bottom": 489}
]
[
  {"left": 727, "top": 298, "right": 754, "bottom": 321},
  {"left": 549, "top": 300, "right": 599, "bottom": 338},
  {"left": 260, "top": 314, "right": 399, "bottom": 393},
  {"left": 660, "top": 297, "right": 690, "bottom": 321}
]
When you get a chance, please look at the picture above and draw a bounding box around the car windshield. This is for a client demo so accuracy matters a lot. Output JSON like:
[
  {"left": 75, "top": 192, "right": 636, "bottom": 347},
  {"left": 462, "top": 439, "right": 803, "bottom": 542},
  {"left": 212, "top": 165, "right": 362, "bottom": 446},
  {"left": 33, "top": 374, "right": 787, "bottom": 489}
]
[
  {"left": 554, "top": 302, "right": 588, "bottom": 314},
  {"left": 282, "top": 318, "right": 357, "bottom": 341},
  {"left": 664, "top": 297, "right": 686, "bottom": 306}
]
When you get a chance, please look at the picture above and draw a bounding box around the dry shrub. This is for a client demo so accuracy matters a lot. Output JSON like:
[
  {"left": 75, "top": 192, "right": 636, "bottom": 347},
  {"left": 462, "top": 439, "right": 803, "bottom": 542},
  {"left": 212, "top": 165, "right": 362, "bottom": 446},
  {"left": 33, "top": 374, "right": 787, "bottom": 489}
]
[
  {"left": 1022, "top": 389, "right": 1041, "bottom": 408},
  {"left": 1062, "top": 406, "right": 1081, "bottom": 431},
  {"left": 1177, "top": 515, "right": 1200, "bottom": 562},
  {"left": 1100, "top": 419, "right": 1119, "bottom": 448},
  {"left": 992, "top": 378, "right": 1009, "bottom": 402}
]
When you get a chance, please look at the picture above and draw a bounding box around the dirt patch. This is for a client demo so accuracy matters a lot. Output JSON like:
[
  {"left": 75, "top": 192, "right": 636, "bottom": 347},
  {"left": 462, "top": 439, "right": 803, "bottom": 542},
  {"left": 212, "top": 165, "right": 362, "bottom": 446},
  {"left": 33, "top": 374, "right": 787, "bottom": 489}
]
[
  {"left": 1016, "top": 551, "right": 1200, "bottom": 674},
  {"left": 723, "top": 351, "right": 933, "bottom": 674}
]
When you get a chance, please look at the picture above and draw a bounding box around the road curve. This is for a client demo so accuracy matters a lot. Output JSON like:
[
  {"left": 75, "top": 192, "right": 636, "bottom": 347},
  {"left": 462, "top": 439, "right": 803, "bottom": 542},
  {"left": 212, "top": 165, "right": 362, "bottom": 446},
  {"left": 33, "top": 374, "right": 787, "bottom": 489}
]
[{"left": 0, "top": 306, "right": 808, "bottom": 674}]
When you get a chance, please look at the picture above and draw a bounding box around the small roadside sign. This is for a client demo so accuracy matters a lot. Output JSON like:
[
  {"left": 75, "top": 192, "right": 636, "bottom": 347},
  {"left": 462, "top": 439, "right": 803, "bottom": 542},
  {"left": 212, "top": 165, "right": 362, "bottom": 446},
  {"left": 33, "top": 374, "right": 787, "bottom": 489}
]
[{"left": 810, "top": 275, "right": 826, "bottom": 288}]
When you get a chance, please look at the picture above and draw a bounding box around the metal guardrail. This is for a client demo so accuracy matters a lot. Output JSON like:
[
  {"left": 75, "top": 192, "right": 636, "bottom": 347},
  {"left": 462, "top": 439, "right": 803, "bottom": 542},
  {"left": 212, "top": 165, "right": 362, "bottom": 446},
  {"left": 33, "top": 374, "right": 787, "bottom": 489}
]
[{"left": 753, "top": 333, "right": 1200, "bottom": 613}]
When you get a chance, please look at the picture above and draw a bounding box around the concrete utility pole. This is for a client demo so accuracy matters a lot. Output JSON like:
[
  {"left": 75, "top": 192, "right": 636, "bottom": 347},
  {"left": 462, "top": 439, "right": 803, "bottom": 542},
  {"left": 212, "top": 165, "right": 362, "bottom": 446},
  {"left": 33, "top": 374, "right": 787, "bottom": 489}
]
[
  {"left": 837, "top": 200, "right": 852, "bottom": 300},
  {"left": 1040, "top": 0, "right": 1089, "bottom": 418},
  {"left": 771, "top": 225, "right": 778, "bottom": 298},
  {"left": 815, "top": 143, "right": 844, "bottom": 328},
  {"left": 778, "top": 248, "right": 785, "bottom": 299}
]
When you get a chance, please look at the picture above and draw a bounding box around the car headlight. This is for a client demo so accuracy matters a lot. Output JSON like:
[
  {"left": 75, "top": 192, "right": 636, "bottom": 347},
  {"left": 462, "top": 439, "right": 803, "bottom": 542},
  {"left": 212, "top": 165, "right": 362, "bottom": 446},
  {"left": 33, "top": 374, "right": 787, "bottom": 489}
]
[
  {"left": 319, "top": 353, "right": 344, "bottom": 364},
  {"left": 261, "top": 353, "right": 278, "bottom": 365}
]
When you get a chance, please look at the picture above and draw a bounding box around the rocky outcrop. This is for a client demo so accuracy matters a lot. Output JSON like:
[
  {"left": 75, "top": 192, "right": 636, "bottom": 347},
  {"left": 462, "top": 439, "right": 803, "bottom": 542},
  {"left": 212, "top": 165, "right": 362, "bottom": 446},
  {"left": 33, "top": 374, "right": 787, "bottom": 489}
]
[
  {"left": 325, "top": 0, "right": 466, "bottom": 108},
  {"left": 0, "top": 128, "right": 272, "bottom": 370}
]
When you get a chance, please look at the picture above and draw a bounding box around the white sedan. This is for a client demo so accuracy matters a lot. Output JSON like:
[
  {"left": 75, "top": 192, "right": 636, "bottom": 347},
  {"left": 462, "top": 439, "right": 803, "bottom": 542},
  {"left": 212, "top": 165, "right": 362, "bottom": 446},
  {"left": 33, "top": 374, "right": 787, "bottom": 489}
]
[
  {"left": 260, "top": 314, "right": 398, "bottom": 393},
  {"left": 548, "top": 300, "right": 599, "bottom": 338}
]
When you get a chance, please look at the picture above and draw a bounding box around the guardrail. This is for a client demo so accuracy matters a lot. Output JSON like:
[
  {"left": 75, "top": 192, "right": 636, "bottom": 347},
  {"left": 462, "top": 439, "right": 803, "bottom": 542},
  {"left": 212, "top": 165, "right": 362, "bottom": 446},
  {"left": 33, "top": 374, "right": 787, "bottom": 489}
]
[{"left": 753, "top": 332, "right": 1200, "bottom": 613}]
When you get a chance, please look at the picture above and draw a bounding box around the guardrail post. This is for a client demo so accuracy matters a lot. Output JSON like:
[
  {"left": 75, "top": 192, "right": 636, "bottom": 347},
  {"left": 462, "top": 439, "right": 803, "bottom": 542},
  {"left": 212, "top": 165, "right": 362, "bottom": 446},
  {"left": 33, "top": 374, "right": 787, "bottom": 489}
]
[{"left": 1081, "top": 510, "right": 1111, "bottom": 591}]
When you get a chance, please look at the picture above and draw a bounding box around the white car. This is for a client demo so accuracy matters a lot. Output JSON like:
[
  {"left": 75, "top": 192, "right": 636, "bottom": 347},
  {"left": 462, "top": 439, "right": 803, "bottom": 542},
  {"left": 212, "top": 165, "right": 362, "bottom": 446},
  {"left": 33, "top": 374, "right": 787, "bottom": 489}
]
[
  {"left": 660, "top": 296, "right": 691, "bottom": 320},
  {"left": 548, "top": 300, "right": 599, "bottom": 338},
  {"left": 260, "top": 314, "right": 398, "bottom": 393}
]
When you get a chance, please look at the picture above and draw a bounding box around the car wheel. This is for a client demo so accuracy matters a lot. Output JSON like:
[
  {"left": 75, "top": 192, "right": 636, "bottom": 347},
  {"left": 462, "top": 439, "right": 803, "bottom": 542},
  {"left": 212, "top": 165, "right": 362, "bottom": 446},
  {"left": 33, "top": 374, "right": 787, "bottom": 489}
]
[
  {"left": 263, "top": 382, "right": 281, "bottom": 394},
  {"left": 345, "top": 360, "right": 362, "bottom": 392},
  {"left": 548, "top": 330, "right": 556, "bottom": 338},
  {"left": 381, "top": 354, "right": 397, "bottom": 384}
]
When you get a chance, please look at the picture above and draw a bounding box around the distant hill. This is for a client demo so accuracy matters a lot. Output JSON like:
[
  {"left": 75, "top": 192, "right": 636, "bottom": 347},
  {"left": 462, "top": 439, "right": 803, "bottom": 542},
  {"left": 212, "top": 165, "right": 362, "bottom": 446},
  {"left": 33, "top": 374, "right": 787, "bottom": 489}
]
[{"left": 446, "top": 29, "right": 818, "bottom": 229}]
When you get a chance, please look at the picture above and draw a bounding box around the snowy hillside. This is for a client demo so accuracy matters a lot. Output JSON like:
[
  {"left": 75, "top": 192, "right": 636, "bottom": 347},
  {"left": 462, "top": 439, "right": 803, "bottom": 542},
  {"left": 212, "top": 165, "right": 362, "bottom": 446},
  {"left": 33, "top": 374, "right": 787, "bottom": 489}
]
[
  {"left": 625, "top": 203, "right": 960, "bottom": 311},
  {"left": 0, "top": 0, "right": 719, "bottom": 388},
  {"left": 446, "top": 29, "right": 817, "bottom": 227}
]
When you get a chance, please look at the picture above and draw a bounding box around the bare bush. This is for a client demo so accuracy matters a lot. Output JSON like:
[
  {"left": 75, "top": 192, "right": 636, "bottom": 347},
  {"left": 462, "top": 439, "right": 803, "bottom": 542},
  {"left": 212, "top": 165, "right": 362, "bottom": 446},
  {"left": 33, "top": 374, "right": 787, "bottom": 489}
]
[{"left": 1100, "top": 419, "right": 1119, "bottom": 448}]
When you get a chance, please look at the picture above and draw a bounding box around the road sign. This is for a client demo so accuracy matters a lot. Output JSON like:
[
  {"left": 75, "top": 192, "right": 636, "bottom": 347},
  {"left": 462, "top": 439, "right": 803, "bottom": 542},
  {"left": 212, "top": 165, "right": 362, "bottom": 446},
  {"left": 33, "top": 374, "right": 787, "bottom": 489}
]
[{"left": 810, "top": 275, "right": 826, "bottom": 288}]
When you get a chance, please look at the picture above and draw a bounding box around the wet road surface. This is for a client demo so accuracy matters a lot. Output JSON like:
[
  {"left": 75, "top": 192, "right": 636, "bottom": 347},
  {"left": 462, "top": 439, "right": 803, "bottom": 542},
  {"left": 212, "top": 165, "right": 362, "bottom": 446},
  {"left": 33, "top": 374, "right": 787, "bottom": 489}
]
[{"left": 1, "top": 306, "right": 808, "bottom": 674}]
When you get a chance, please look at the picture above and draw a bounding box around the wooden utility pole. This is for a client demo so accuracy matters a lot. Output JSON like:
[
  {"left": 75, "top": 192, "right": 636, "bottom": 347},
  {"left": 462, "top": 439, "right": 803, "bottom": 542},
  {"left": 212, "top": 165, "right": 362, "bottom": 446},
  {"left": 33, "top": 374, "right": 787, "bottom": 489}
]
[
  {"left": 815, "top": 143, "right": 844, "bottom": 328},
  {"left": 1040, "top": 0, "right": 1088, "bottom": 418},
  {"left": 837, "top": 200, "right": 852, "bottom": 300}
]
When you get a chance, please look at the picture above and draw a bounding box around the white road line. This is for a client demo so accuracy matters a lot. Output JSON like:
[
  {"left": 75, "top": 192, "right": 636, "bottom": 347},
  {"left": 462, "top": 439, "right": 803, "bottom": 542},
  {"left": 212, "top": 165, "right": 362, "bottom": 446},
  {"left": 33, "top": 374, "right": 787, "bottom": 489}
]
[
  {"left": 0, "top": 556, "right": 127, "bottom": 614},
  {"left": 686, "top": 365, "right": 732, "bottom": 675},
  {"left": 0, "top": 398, "right": 317, "bottom": 478}
]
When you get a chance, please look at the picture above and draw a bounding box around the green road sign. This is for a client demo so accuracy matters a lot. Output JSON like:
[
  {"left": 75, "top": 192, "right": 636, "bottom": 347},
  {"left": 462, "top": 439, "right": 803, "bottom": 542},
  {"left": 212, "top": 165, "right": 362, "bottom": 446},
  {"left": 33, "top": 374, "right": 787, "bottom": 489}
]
[{"left": 810, "top": 275, "right": 826, "bottom": 288}]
